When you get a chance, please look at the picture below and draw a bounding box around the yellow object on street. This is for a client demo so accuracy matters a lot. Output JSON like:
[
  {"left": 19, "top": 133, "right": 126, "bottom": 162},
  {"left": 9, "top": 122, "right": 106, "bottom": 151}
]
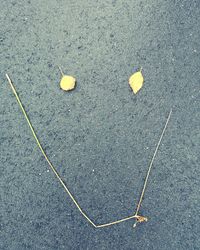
[
  {"left": 60, "top": 75, "right": 76, "bottom": 91},
  {"left": 129, "top": 68, "right": 144, "bottom": 94}
]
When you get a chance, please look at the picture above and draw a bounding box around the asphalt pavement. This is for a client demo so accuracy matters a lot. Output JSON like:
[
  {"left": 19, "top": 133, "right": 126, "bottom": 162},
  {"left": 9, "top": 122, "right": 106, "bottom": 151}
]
[{"left": 0, "top": 0, "right": 199, "bottom": 249}]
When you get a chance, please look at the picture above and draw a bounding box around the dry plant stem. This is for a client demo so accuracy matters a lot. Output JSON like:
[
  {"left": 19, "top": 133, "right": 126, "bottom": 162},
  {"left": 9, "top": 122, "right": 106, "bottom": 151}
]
[
  {"left": 5, "top": 74, "right": 172, "bottom": 228},
  {"left": 58, "top": 66, "right": 64, "bottom": 76},
  {"left": 135, "top": 108, "right": 172, "bottom": 216},
  {"left": 5, "top": 74, "right": 96, "bottom": 227}
]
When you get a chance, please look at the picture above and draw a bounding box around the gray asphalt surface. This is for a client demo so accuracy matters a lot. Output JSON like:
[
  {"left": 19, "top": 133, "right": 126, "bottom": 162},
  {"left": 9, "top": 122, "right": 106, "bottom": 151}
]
[{"left": 0, "top": 0, "right": 200, "bottom": 249}]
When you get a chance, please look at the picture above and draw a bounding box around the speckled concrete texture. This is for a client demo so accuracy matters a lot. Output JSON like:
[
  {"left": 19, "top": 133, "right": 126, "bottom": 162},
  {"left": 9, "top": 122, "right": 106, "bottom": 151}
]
[{"left": 0, "top": 0, "right": 200, "bottom": 249}]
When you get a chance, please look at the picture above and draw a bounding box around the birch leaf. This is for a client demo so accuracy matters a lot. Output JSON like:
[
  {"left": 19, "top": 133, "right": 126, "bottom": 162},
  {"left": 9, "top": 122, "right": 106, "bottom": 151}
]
[
  {"left": 60, "top": 75, "right": 76, "bottom": 91},
  {"left": 129, "top": 68, "right": 144, "bottom": 94}
]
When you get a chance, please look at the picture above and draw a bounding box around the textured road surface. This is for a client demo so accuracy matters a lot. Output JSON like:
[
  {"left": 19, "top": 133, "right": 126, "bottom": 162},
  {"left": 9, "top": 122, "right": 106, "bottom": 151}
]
[{"left": 0, "top": 0, "right": 200, "bottom": 249}]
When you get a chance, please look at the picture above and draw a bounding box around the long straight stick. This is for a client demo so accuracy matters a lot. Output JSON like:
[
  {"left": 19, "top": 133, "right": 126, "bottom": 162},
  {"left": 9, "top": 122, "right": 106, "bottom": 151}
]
[{"left": 135, "top": 109, "right": 172, "bottom": 215}]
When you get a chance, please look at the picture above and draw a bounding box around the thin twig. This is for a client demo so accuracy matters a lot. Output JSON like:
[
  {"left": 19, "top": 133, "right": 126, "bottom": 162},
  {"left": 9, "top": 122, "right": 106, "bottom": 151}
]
[
  {"left": 5, "top": 74, "right": 96, "bottom": 227},
  {"left": 135, "top": 109, "right": 172, "bottom": 216},
  {"left": 58, "top": 66, "right": 64, "bottom": 76}
]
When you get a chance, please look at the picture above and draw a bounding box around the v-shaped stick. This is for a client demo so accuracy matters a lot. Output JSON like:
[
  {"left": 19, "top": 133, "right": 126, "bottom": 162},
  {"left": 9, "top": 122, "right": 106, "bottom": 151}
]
[{"left": 5, "top": 74, "right": 172, "bottom": 228}]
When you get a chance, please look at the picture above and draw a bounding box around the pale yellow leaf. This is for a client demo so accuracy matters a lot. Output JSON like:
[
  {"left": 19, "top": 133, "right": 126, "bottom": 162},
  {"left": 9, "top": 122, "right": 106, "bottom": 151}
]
[
  {"left": 129, "top": 69, "right": 144, "bottom": 94},
  {"left": 60, "top": 75, "right": 76, "bottom": 91}
]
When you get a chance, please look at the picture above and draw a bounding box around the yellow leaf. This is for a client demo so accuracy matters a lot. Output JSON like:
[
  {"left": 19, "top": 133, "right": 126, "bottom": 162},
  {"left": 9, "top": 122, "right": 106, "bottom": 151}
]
[
  {"left": 60, "top": 75, "right": 76, "bottom": 91},
  {"left": 58, "top": 66, "right": 76, "bottom": 91},
  {"left": 129, "top": 68, "right": 144, "bottom": 94}
]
